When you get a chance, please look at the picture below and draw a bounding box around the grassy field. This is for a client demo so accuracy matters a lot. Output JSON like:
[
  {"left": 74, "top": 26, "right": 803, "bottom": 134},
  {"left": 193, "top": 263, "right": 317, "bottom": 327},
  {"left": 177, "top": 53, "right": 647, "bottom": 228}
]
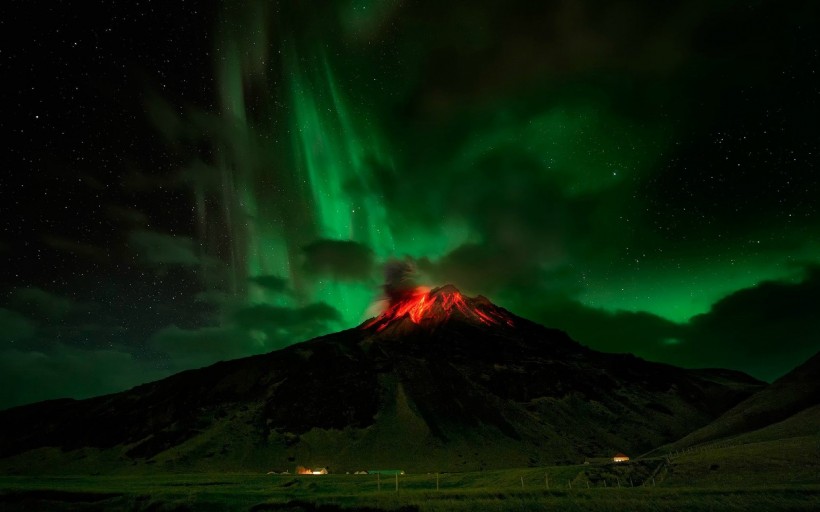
[
  {"left": 2, "top": 427, "right": 817, "bottom": 510},
  {"left": 1, "top": 461, "right": 819, "bottom": 511}
]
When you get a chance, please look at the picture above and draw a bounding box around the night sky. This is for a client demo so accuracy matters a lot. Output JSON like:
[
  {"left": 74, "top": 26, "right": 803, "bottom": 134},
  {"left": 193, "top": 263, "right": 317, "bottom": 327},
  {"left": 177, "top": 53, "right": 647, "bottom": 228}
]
[{"left": 3, "top": 0, "right": 819, "bottom": 409}]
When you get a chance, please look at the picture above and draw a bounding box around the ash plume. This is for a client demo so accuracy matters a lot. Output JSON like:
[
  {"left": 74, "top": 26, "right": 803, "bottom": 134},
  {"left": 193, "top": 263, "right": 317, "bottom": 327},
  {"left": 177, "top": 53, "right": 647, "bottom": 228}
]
[{"left": 382, "top": 260, "right": 419, "bottom": 306}]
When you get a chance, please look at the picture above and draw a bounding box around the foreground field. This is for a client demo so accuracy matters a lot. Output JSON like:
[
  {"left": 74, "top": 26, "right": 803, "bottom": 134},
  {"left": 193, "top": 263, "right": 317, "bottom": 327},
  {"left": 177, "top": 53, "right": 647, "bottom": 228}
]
[{"left": 1, "top": 464, "right": 819, "bottom": 512}]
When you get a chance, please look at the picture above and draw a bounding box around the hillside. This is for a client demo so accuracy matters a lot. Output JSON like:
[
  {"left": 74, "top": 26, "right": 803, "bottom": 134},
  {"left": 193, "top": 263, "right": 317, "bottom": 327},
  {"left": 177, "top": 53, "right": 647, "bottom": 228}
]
[
  {"left": 0, "top": 286, "right": 763, "bottom": 474},
  {"left": 659, "top": 350, "right": 820, "bottom": 453}
]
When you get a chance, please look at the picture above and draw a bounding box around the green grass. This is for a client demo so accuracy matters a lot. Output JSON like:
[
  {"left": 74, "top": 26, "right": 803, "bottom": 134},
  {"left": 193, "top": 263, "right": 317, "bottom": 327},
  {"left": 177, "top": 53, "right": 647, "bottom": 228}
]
[
  {"left": 2, "top": 434, "right": 818, "bottom": 511},
  {"left": 1, "top": 463, "right": 819, "bottom": 511}
]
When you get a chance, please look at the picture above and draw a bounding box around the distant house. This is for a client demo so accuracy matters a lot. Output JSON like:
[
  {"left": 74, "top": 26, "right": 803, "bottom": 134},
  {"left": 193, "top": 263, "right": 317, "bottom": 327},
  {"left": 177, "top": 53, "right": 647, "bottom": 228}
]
[
  {"left": 296, "top": 466, "right": 328, "bottom": 475},
  {"left": 354, "top": 470, "right": 368, "bottom": 475},
  {"left": 613, "top": 453, "right": 630, "bottom": 463}
]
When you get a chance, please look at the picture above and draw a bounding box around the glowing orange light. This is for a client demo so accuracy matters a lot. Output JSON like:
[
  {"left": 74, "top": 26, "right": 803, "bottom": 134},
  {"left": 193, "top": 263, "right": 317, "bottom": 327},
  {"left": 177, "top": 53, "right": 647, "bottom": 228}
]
[
  {"left": 296, "top": 466, "right": 328, "bottom": 475},
  {"left": 363, "top": 286, "right": 513, "bottom": 331}
]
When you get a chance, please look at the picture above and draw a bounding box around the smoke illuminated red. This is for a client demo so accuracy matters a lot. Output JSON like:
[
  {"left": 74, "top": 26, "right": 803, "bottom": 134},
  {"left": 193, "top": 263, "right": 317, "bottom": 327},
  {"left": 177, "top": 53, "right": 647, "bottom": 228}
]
[{"left": 363, "top": 285, "right": 514, "bottom": 332}]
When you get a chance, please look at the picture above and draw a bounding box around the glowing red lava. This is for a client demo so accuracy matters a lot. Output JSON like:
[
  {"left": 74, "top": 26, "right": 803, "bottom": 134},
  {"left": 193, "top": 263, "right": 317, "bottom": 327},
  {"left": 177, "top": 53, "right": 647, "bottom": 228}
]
[{"left": 363, "top": 285, "right": 513, "bottom": 332}]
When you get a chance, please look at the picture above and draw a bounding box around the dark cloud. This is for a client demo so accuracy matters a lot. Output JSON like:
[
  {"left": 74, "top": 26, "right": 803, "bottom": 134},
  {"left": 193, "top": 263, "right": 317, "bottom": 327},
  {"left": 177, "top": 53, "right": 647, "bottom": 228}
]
[
  {"left": 120, "top": 168, "right": 184, "bottom": 193},
  {"left": 148, "top": 302, "right": 342, "bottom": 370},
  {"left": 128, "top": 230, "right": 201, "bottom": 266},
  {"left": 148, "top": 325, "right": 260, "bottom": 370},
  {"left": 384, "top": 126, "right": 645, "bottom": 299},
  {"left": 678, "top": 266, "right": 820, "bottom": 381},
  {"left": 10, "top": 287, "right": 79, "bottom": 321},
  {"left": 420, "top": 242, "right": 555, "bottom": 297},
  {"left": 105, "top": 205, "right": 149, "bottom": 226},
  {"left": 144, "top": 92, "right": 185, "bottom": 143},
  {"left": 232, "top": 302, "right": 340, "bottom": 332},
  {"left": 0, "top": 308, "right": 36, "bottom": 344},
  {"left": 42, "top": 235, "right": 110, "bottom": 262},
  {"left": 302, "top": 240, "right": 375, "bottom": 281},
  {"left": 3, "top": 282, "right": 219, "bottom": 362},
  {"left": 194, "top": 290, "right": 236, "bottom": 307},
  {"left": 389, "top": 1, "right": 716, "bottom": 112},
  {"left": 0, "top": 345, "right": 164, "bottom": 410},
  {"left": 516, "top": 300, "right": 682, "bottom": 362},
  {"left": 514, "top": 267, "right": 820, "bottom": 382},
  {"left": 248, "top": 275, "right": 291, "bottom": 294}
]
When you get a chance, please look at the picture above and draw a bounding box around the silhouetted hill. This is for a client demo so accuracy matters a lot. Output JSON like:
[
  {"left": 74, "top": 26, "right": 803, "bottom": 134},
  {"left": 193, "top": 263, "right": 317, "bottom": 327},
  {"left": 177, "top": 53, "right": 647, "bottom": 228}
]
[
  {"left": 0, "top": 286, "right": 763, "bottom": 474},
  {"left": 659, "top": 350, "right": 820, "bottom": 452}
]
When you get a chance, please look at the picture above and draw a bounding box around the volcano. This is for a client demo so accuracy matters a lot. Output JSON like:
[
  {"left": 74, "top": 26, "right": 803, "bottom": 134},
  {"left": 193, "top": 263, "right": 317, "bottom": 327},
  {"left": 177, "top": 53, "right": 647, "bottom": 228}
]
[
  {"left": 0, "top": 286, "right": 762, "bottom": 474},
  {"left": 363, "top": 284, "right": 515, "bottom": 332}
]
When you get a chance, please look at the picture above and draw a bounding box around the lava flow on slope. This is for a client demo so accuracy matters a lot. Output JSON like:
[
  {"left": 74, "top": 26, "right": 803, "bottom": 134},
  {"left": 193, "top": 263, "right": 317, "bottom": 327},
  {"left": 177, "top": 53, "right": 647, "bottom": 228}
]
[{"left": 362, "top": 284, "right": 514, "bottom": 332}]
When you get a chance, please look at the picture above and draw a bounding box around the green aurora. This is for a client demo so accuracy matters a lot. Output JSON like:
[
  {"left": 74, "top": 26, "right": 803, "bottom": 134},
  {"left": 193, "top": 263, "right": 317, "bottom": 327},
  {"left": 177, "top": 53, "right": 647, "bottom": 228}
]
[
  {"left": 180, "top": 1, "right": 817, "bottom": 323},
  {"left": 2, "top": 0, "right": 818, "bottom": 408}
]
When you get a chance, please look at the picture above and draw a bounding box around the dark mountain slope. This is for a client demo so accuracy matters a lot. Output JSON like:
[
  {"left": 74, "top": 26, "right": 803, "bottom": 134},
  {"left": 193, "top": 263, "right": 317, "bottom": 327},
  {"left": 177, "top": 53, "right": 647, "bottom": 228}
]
[
  {"left": 0, "top": 286, "right": 762, "bottom": 473},
  {"left": 659, "top": 350, "right": 820, "bottom": 452}
]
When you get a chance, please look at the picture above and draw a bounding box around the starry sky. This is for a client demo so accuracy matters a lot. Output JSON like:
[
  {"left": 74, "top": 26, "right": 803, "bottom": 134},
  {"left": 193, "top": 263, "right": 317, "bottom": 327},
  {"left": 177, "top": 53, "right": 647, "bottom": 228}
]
[{"left": 3, "top": 0, "right": 819, "bottom": 409}]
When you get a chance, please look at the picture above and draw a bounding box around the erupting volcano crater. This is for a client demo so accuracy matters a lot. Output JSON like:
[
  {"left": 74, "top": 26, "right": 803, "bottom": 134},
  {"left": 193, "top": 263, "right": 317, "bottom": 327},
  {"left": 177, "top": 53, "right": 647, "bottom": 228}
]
[{"left": 362, "top": 284, "right": 515, "bottom": 332}]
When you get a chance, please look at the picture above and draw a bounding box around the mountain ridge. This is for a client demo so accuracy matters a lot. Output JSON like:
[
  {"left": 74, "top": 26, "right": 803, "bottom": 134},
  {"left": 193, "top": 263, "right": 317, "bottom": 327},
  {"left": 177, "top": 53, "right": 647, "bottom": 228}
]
[
  {"left": 655, "top": 350, "right": 820, "bottom": 453},
  {"left": 0, "top": 286, "right": 764, "bottom": 474}
]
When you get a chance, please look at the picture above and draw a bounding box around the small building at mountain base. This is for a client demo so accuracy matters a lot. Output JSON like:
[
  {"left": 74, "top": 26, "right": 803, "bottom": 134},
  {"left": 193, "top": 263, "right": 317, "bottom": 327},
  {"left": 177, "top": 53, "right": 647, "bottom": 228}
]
[
  {"left": 613, "top": 453, "right": 630, "bottom": 463},
  {"left": 296, "top": 466, "right": 328, "bottom": 475}
]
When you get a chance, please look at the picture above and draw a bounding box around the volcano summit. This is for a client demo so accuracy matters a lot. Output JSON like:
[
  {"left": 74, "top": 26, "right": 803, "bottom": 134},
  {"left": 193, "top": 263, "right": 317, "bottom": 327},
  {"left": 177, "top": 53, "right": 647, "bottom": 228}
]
[
  {"left": 0, "top": 286, "right": 762, "bottom": 474},
  {"left": 363, "top": 285, "right": 515, "bottom": 332}
]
